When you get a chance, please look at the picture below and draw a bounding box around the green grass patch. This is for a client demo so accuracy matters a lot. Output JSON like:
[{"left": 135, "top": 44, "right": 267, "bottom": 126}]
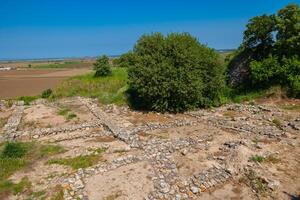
[
  {"left": 17, "top": 96, "right": 39, "bottom": 105},
  {"left": 52, "top": 67, "right": 128, "bottom": 105},
  {"left": 48, "top": 148, "right": 105, "bottom": 169},
  {"left": 250, "top": 155, "right": 265, "bottom": 163},
  {"left": 57, "top": 107, "right": 77, "bottom": 121},
  {"left": 39, "top": 145, "right": 66, "bottom": 158},
  {"left": 250, "top": 154, "right": 281, "bottom": 164},
  {"left": 225, "top": 85, "right": 285, "bottom": 104},
  {"left": 0, "top": 157, "right": 27, "bottom": 181},
  {"left": 57, "top": 108, "right": 70, "bottom": 116},
  {"left": 33, "top": 61, "right": 87, "bottom": 69},
  {"left": 29, "top": 190, "right": 47, "bottom": 199},
  {"left": 66, "top": 113, "right": 77, "bottom": 120},
  {"left": 0, "top": 177, "right": 32, "bottom": 197},
  {"left": 0, "top": 142, "right": 65, "bottom": 197},
  {"left": 228, "top": 89, "right": 267, "bottom": 103}
]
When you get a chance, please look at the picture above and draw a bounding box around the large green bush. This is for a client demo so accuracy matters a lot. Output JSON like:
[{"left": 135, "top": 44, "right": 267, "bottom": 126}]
[{"left": 128, "top": 33, "right": 225, "bottom": 112}]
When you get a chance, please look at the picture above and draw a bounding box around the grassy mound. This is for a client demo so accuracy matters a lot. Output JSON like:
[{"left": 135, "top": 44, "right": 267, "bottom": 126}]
[{"left": 52, "top": 68, "right": 128, "bottom": 105}]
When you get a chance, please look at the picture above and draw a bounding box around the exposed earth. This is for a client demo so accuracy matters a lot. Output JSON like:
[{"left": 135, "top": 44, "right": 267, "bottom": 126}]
[
  {"left": 0, "top": 69, "right": 91, "bottom": 98},
  {"left": 0, "top": 97, "right": 299, "bottom": 200}
]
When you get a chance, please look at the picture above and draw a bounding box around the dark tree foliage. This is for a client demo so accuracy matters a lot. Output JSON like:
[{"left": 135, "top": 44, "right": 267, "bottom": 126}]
[
  {"left": 276, "top": 4, "right": 300, "bottom": 57},
  {"left": 128, "top": 33, "right": 225, "bottom": 112},
  {"left": 93, "top": 55, "right": 112, "bottom": 77},
  {"left": 113, "top": 51, "right": 137, "bottom": 68},
  {"left": 229, "top": 4, "right": 300, "bottom": 97},
  {"left": 243, "top": 14, "right": 276, "bottom": 59}
]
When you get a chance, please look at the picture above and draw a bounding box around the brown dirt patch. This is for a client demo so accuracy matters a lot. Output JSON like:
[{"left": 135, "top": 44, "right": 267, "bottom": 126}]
[
  {"left": 0, "top": 69, "right": 90, "bottom": 99},
  {"left": 85, "top": 161, "right": 154, "bottom": 200},
  {"left": 20, "top": 104, "right": 68, "bottom": 130}
]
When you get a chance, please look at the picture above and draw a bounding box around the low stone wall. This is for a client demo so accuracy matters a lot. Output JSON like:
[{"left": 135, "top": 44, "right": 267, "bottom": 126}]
[
  {"left": 188, "top": 104, "right": 287, "bottom": 138},
  {"left": 3, "top": 105, "right": 24, "bottom": 140},
  {"left": 79, "top": 97, "right": 141, "bottom": 147},
  {"left": 30, "top": 121, "right": 103, "bottom": 139}
]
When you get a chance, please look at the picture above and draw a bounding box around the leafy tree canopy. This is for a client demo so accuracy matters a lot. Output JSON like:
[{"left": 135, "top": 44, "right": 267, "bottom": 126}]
[{"left": 128, "top": 33, "right": 225, "bottom": 112}]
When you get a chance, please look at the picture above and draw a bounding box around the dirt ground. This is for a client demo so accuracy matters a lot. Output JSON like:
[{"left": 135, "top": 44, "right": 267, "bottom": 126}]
[
  {"left": 0, "top": 68, "right": 91, "bottom": 99},
  {"left": 0, "top": 97, "right": 299, "bottom": 200},
  {"left": 0, "top": 59, "right": 94, "bottom": 69}
]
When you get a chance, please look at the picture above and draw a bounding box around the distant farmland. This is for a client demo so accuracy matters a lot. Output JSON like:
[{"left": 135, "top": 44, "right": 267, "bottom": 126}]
[{"left": 0, "top": 60, "right": 93, "bottom": 99}]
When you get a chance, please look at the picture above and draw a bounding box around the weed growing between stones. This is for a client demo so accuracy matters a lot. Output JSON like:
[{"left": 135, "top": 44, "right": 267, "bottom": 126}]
[
  {"left": 272, "top": 118, "right": 283, "bottom": 129},
  {"left": 250, "top": 155, "right": 265, "bottom": 163},
  {"left": 57, "top": 107, "right": 77, "bottom": 121}
]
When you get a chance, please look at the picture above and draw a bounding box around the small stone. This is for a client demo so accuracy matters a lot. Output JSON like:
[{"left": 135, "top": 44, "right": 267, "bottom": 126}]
[
  {"left": 159, "top": 181, "right": 170, "bottom": 194},
  {"left": 33, "top": 135, "right": 39, "bottom": 139},
  {"left": 74, "top": 179, "right": 84, "bottom": 189},
  {"left": 181, "top": 149, "right": 188, "bottom": 155},
  {"left": 69, "top": 191, "right": 75, "bottom": 196},
  {"left": 175, "top": 194, "right": 181, "bottom": 200},
  {"left": 268, "top": 180, "right": 280, "bottom": 190},
  {"left": 190, "top": 186, "right": 199, "bottom": 194},
  {"left": 199, "top": 185, "right": 206, "bottom": 192}
]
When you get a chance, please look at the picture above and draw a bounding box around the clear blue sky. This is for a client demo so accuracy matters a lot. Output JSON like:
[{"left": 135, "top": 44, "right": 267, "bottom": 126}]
[{"left": 0, "top": 0, "right": 299, "bottom": 59}]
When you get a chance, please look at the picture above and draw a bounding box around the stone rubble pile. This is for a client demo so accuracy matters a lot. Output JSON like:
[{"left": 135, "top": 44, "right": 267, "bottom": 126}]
[
  {"left": 129, "top": 119, "right": 198, "bottom": 134},
  {"left": 29, "top": 121, "right": 103, "bottom": 139},
  {"left": 288, "top": 118, "right": 300, "bottom": 131},
  {"left": 189, "top": 104, "right": 288, "bottom": 138},
  {"left": 185, "top": 166, "right": 231, "bottom": 196}
]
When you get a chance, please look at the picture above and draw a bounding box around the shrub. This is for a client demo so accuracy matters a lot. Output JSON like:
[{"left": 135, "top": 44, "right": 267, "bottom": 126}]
[
  {"left": 128, "top": 33, "right": 225, "bottom": 112},
  {"left": 250, "top": 56, "right": 281, "bottom": 84},
  {"left": 41, "top": 89, "right": 52, "bottom": 98},
  {"left": 94, "top": 55, "right": 112, "bottom": 77},
  {"left": 17, "top": 96, "right": 38, "bottom": 105},
  {"left": 250, "top": 56, "right": 300, "bottom": 97},
  {"left": 283, "top": 57, "right": 300, "bottom": 97}
]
